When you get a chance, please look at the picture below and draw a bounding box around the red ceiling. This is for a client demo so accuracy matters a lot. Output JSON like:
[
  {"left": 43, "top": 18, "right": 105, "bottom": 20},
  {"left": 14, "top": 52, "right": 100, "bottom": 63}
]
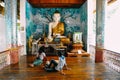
[{"left": 27, "top": 0, "right": 87, "bottom": 8}]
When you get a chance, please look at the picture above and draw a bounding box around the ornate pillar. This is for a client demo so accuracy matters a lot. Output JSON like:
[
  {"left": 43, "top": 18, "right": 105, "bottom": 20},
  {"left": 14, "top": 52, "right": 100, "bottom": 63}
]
[
  {"left": 4, "top": 0, "right": 18, "bottom": 64},
  {"left": 12, "top": 0, "right": 18, "bottom": 47},
  {"left": 95, "top": 0, "right": 107, "bottom": 62},
  {"left": 4, "top": 0, "right": 17, "bottom": 48},
  {"left": 4, "top": 0, "right": 12, "bottom": 48}
]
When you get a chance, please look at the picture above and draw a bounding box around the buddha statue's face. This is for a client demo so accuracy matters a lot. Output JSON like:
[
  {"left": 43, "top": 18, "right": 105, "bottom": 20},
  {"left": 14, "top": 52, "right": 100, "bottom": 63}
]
[{"left": 53, "top": 13, "right": 61, "bottom": 22}]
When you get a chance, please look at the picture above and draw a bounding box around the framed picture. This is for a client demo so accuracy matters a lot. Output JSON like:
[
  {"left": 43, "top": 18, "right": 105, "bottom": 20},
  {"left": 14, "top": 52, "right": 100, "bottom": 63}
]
[{"left": 73, "top": 32, "right": 82, "bottom": 43}]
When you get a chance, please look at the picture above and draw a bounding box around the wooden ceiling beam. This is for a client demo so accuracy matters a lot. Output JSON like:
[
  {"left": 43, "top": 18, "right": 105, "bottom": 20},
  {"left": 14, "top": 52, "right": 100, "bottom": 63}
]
[{"left": 27, "top": 0, "right": 86, "bottom": 8}]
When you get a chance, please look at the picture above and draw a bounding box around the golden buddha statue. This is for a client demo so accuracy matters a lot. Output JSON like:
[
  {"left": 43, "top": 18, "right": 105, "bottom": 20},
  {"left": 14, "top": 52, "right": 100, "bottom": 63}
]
[
  {"left": 47, "top": 10, "right": 70, "bottom": 43},
  {"left": 47, "top": 10, "right": 63, "bottom": 42},
  {"left": 52, "top": 22, "right": 64, "bottom": 36}
]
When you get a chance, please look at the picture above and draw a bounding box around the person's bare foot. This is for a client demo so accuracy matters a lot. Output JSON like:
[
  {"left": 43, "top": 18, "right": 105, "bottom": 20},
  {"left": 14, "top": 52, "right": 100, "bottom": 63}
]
[
  {"left": 61, "top": 72, "right": 66, "bottom": 75},
  {"left": 67, "top": 67, "right": 71, "bottom": 70},
  {"left": 29, "top": 64, "right": 34, "bottom": 67}
]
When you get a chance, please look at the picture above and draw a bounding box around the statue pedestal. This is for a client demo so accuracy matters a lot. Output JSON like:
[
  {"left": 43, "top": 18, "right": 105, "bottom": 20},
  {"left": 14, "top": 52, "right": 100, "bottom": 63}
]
[{"left": 72, "top": 43, "right": 83, "bottom": 50}]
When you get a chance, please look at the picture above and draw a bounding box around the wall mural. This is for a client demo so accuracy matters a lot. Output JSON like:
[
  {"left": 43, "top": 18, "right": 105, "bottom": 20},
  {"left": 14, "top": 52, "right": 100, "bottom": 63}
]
[
  {"left": 26, "top": 1, "right": 87, "bottom": 54},
  {"left": 26, "top": 1, "right": 33, "bottom": 53},
  {"left": 79, "top": 1, "right": 87, "bottom": 50}
]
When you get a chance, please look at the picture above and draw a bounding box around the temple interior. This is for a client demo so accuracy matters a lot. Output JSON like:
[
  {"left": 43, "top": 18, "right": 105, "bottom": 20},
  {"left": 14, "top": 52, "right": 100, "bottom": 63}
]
[{"left": 0, "top": 0, "right": 120, "bottom": 79}]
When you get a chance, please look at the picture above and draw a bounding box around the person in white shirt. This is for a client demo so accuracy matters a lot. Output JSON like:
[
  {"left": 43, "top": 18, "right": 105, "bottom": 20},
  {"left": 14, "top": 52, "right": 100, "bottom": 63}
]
[
  {"left": 29, "top": 49, "right": 47, "bottom": 67},
  {"left": 44, "top": 51, "right": 71, "bottom": 75}
]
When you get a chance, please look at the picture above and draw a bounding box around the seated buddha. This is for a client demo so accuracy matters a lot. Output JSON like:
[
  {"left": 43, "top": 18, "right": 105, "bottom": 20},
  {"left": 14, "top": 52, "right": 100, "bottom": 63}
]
[{"left": 47, "top": 10, "right": 70, "bottom": 44}]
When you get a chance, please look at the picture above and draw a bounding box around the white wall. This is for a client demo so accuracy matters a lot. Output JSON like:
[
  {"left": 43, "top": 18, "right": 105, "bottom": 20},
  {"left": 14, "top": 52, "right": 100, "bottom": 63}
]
[
  {"left": 104, "top": 0, "right": 120, "bottom": 53},
  {"left": 87, "top": 0, "right": 96, "bottom": 51},
  {"left": 0, "top": 14, "right": 7, "bottom": 52}
]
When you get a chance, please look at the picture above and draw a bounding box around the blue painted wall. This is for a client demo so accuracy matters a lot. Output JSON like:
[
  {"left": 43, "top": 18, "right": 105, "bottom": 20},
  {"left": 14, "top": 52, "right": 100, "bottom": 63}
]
[
  {"left": 26, "top": 2, "right": 33, "bottom": 40},
  {"left": 26, "top": 1, "right": 87, "bottom": 53},
  {"left": 79, "top": 1, "right": 87, "bottom": 50}
]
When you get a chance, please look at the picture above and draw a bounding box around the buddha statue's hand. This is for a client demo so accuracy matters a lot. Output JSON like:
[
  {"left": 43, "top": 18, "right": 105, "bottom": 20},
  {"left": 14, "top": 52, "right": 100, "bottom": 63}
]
[
  {"left": 47, "top": 36, "right": 53, "bottom": 42},
  {"left": 53, "top": 33, "right": 61, "bottom": 38},
  {"left": 53, "top": 33, "right": 56, "bottom": 36}
]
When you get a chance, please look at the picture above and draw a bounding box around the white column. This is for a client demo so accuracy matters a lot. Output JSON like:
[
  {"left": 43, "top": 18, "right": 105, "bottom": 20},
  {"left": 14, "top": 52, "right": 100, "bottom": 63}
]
[
  {"left": 20, "top": 0, "right": 27, "bottom": 55},
  {"left": 87, "top": 0, "right": 94, "bottom": 52}
]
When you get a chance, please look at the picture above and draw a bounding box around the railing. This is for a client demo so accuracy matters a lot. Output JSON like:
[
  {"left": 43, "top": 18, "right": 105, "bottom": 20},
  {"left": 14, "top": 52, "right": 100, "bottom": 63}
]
[
  {"left": 89, "top": 45, "right": 95, "bottom": 61},
  {"left": 0, "top": 50, "right": 10, "bottom": 69},
  {"left": 103, "top": 50, "right": 120, "bottom": 72},
  {"left": 0, "top": 45, "right": 24, "bottom": 70}
]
